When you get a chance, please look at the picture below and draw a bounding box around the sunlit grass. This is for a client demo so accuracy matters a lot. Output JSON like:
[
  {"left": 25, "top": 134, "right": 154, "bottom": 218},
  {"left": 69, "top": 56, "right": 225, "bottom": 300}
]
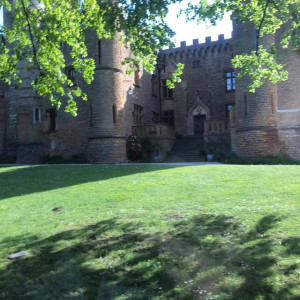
[{"left": 0, "top": 165, "right": 299, "bottom": 299}]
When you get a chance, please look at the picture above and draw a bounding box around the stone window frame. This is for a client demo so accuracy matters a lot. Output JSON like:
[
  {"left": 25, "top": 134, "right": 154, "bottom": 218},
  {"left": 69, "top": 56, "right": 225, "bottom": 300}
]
[
  {"left": 66, "top": 66, "right": 76, "bottom": 86},
  {"left": 163, "top": 110, "right": 174, "bottom": 126},
  {"left": 112, "top": 105, "right": 117, "bottom": 123},
  {"left": 152, "top": 111, "right": 159, "bottom": 124},
  {"left": 225, "top": 71, "right": 235, "bottom": 92},
  {"left": 192, "top": 60, "right": 201, "bottom": 68},
  {"left": 33, "top": 107, "right": 42, "bottom": 123},
  {"left": 243, "top": 93, "right": 248, "bottom": 116},
  {"left": 133, "top": 104, "right": 143, "bottom": 126},
  {"left": 151, "top": 74, "right": 157, "bottom": 96},
  {"left": 98, "top": 39, "right": 102, "bottom": 65},
  {"left": 134, "top": 64, "right": 140, "bottom": 87},
  {"left": 225, "top": 103, "right": 234, "bottom": 118},
  {"left": 162, "top": 79, "right": 173, "bottom": 99},
  {"left": 47, "top": 108, "right": 56, "bottom": 132}
]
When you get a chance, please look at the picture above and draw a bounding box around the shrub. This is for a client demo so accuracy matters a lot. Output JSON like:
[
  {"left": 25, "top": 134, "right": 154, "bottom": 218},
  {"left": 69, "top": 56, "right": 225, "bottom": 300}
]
[
  {"left": 126, "top": 135, "right": 143, "bottom": 162},
  {"left": 0, "top": 155, "right": 16, "bottom": 164},
  {"left": 40, "top": 155, "right": 69, "bottom": 164},
  {"left": 223, "top": 155, "right": 300, "bottom": 165}
]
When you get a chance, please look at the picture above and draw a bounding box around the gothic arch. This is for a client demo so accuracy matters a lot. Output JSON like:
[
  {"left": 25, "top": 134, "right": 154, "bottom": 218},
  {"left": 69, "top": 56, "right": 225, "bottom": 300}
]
[{"left": 187, "top": 98, "right": 211, "bottom": 135}]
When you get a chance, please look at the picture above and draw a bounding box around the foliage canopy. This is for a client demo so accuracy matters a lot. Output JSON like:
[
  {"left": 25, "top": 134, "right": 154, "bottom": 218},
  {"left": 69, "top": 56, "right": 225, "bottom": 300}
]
[{"left": 0, "top": 0, "right": 299, "bottom": 114}]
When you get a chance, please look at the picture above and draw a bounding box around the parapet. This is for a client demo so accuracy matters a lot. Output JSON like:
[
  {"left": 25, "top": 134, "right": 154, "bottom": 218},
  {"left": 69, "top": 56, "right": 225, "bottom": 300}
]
[{"left": 164, "top": 33, "right": 232, "bottom": 57}]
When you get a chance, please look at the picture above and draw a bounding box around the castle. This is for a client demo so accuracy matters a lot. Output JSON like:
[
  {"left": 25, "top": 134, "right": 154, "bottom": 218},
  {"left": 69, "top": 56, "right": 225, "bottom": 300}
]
[{"left": 0, "top": 19, "right": 299, "bottom": 163}]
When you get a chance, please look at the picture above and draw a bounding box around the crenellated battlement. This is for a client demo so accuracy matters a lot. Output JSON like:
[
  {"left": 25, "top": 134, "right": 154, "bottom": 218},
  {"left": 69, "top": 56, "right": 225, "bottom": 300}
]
[{"left": 160, "top": 34, "right": 232, "bottom": 58}]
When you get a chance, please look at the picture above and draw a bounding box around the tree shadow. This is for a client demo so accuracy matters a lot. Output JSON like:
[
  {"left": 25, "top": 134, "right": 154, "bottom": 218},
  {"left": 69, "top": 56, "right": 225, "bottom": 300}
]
[
  {"left": 0, "top": 214, "right": 298, "bottom": 299},
  {"left": 0, "top": 164, "right": 183, "bottom": 201}
]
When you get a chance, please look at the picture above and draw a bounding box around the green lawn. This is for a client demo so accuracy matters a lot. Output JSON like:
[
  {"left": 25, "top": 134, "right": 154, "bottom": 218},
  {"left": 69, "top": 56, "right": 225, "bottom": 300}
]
[{"left": 0, "top": 165, "right": 299, "bottom": 299}]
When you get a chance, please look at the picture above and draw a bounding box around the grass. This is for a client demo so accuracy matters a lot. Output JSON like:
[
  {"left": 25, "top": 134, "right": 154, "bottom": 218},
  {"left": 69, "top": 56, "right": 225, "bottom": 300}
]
[{"left": 0, "top": 164, "right": 299, "bottom": 299}]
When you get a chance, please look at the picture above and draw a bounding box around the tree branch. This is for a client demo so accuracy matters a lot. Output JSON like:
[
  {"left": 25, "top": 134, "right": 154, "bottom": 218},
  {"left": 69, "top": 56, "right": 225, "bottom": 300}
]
[
  {"left": 256, "top": 0, "right": 271, "bottom": 55},
  {"left": 20, "top": 0, "right": 42, "bottom": 74}
]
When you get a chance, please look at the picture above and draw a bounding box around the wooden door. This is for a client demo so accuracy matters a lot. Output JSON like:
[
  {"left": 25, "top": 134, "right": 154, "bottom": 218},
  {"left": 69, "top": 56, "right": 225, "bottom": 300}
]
[{"left": 194, "top": 115, "right": 206, "bottom": 135}]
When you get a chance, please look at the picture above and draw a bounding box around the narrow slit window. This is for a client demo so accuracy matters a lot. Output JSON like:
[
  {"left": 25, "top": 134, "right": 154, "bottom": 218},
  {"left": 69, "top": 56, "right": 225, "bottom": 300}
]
[
  {"left": 48, "top": 108, "right": 56, "bottom": 132},
  {"left": 270, "top": 92, "right": 276, "bottom": 114},
  {"left": 113, "top": 105, "right": 116, "bottom": 123},
  {"left": 98, "top": 39, "right": 102, "bottom": 65},
  {"left": 66, "top": 67, "right": 75, "bottom": 85},
  {"left": 244, "top": 94, "right": 248, "bottom": 116},
  {"left": 33, "top": 107, "right": 42, "bottom": 123},
  {"left": 162, "top": 80, "right": 173, "bottom": 99},
  {"left": 134, "top": 65, "right": 140, "bottom": 86}
]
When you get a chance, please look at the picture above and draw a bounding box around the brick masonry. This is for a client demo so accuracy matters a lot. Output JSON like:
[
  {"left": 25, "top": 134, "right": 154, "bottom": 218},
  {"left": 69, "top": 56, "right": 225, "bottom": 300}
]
[{"left": 0, "top": 11, "right": 299, "bottom": 162}]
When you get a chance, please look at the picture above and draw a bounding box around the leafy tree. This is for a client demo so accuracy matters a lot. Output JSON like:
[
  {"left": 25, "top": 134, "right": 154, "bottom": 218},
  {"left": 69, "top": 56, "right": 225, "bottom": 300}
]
[
  {"left": 0, "top": 0, "right": 298, "bottom": 114},
  {"left": 185, "top": 0, "right": 299, "bottom": 92}
]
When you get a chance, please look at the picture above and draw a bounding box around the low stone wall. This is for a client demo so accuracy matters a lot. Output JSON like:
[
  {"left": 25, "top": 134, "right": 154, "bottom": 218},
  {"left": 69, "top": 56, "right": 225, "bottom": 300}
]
[
  {"left": 17, "top": 143, "right": 45, "bottom": 164},
  {"left": 87, "top": 136, "right": 127, "bottom": 163},
  {"left": 132, "top": 124, "right": 176, "bottom": 160}
]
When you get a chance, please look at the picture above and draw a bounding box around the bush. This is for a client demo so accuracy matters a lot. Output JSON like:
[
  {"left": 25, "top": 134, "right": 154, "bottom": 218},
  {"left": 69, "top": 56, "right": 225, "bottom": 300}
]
[
  {"left": 40, "top": 154, "right": 87, "bottom": 164},
  {"left": 205, "top": 141, "right": 231, "bottom": 161},
  {"left": 40, "top": 155, "right": 69, "bottom": 164},
  {"left": 0, "top": 155, "right": 16, "bottom": 164},
  {"left": 223, "top": 155, "right": 300, "bottom": 165},
  {"left": 126, "top": 135, "right": 143, "bottom": 162}
]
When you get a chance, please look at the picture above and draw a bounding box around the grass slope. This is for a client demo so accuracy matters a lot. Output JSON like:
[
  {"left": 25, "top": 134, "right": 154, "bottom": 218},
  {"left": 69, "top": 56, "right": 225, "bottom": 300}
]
[{"left": 0, "top": 165, "right": 299, "bottom": 299}]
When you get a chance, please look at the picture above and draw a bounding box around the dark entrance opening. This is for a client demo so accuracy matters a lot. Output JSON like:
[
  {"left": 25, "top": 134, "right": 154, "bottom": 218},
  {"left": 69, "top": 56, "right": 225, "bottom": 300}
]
[{"left": 194, "top": 115, "right": 206, "bottom": 135}]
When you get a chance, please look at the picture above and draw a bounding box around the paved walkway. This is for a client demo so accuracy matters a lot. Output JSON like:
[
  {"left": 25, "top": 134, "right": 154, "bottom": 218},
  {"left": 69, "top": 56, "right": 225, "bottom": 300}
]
[
  {"left": 120, "top": 162, "right": 222, "bottom": 166},
  {"left": 0, "top": 162, "right": 222, "bottom": 167}
]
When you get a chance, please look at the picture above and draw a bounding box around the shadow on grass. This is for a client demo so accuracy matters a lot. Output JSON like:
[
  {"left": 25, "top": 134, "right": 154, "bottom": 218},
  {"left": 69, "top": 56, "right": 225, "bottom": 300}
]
[
  {"left": 0, "top": 165, "right": 182, "bottom": 201},
  {"left": 0, "top": 214, "right": 298, "bottom": 299}
]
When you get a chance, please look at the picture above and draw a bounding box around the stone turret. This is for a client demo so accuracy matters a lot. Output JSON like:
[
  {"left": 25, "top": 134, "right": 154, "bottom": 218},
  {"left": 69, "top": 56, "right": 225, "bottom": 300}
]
[
  {"left": 231, "top": 21, "right": 300, "bottom": 160},
  {"left": 85, "top": 34, "right": 127, "bottom": 163},
  {"left": 4, "top": 7, "right": 45, "bottom": 163}
]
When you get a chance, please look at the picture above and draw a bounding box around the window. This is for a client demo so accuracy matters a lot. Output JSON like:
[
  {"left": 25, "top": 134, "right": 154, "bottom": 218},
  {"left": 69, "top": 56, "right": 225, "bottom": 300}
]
[
  {"left": 254, "top": 28, "right": 258, "bottom": 51},
  {"left": 66, "top": 67, "right": 75, "bottom": 85},
  {"left": 151, "top": 75, "right": 157, "bottom": 96},
  {"left": 133, "top": 104, "right": 143, "bottom": 125},
  {"left": 152, "top": 111, "right": 159, "bottom": 124},
  {"left": 162, "top": 80, "right": 173, "bottom": 99},
  {"left": 33, "top": 107, "right": 42, "bottom": 123},
  {"left": 270, "top": 92, "right": 276, "bottom": 114},
  {"left": 226, "top": 104, "right": 234, "bottom": 118},
  {"left": 163, "top": 110, "right": 174, "bottom": 125},
  {"left": 47, "top": 108, "right": 56, "bottom": 132},
  {"left": 134, "top": 65, "right": 140, "bottom": 86},
  {"left": 112, "top": 105, "right": 116, "bottom": 123},
  {"left": 98, "top": 39, "right": 102, "bottom": 65},
  {"left": 226, "top": 72, "right": 235, "bottom": 91},
  {"left": 192, "top": 60, "right": 201, "bottom": 68},
  {"left": 244, "top": 94, "right": 248, "bottom": 116}
]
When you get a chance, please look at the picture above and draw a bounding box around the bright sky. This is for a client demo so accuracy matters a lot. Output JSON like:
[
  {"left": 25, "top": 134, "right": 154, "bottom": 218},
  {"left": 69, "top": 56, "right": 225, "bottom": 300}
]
[
  {"left": 165, "top": 2, "right": 232, "bottom": 47},
  {"left": 0, "top": 2, "right": 233, "bottom": 45}
]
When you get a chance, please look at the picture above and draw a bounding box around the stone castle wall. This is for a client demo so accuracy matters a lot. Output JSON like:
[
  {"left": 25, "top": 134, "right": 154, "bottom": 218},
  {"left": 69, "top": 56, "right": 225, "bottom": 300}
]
[
  {"left": 232, "top": 22, "right": 300, "bottom": 160},
  {"left": 159, "top": 35, "right": 234, "bottom": 147},
  {"left": 0, "top": 11, "right": 299, "bottom": 162}
]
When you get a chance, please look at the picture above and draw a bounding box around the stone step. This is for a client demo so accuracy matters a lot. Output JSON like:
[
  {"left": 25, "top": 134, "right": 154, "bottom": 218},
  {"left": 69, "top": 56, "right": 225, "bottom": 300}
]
[{"left": 163, "top": 136, "right": 205, "bottom": 163}]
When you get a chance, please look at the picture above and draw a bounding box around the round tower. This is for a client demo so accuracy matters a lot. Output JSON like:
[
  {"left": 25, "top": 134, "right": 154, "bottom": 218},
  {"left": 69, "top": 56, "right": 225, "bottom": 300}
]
[
  {"left": 231, "top": 22, "right": 281, "bottom": 157},
  {"left": 85, "top": 34, "right": 127, "bottom": 163}
]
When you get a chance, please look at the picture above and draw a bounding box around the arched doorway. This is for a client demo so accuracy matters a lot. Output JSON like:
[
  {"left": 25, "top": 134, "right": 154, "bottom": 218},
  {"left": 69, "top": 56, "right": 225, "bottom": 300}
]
[{"left": 187, "top": 99, "right": 210, "bottom": 136}]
